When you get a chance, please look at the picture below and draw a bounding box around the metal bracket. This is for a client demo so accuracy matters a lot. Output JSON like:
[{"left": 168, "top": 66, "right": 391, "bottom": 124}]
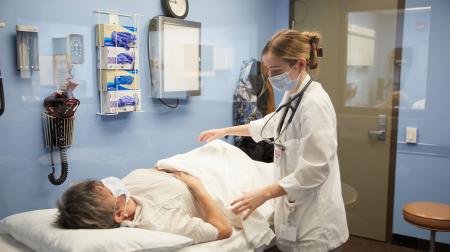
[{"left": 109, "top": 14, "right": 119, "bottom": 25}]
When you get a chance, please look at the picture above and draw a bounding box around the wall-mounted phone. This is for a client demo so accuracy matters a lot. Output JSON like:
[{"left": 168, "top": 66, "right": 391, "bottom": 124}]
[
  {"left": 68, "top": 34, "right": 84, "bottom": 64},
  {"left": 16, "top": 25, "right": 39, "bottom": 79},
  {"left": 42, "top": 83, "right": 80, "bottom": 185},
  {"left": 0, "top": 22, "right": 4, "bottom": 116}
]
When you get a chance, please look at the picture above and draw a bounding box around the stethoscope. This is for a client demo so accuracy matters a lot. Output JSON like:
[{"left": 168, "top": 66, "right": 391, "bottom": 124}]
[{"left": 260, "top": 78, "right": 313, "bottom": 151}]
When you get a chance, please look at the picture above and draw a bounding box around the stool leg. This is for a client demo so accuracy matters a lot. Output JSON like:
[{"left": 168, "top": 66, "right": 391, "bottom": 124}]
[{"left": 429, "top": 230, "right": 436, "bottom": 252}]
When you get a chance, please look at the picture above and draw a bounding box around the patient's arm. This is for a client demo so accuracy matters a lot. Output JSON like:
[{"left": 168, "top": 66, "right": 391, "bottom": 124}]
[{"left": 174, "top": 172, "right": 233, "bottom": 240}]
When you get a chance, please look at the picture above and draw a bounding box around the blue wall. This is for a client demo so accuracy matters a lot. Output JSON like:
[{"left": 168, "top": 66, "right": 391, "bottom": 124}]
[
  {"left": 0, "top": 0, "right": 289, "bottom": 219},
  {"left": 2, "top": 0, "right": 448, "bottom": 245},
  {"left": 393, "top": 0, "right": 450, "bottom": 244}
]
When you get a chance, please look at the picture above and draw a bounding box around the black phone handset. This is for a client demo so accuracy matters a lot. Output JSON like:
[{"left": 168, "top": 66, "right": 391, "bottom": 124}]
[
  {"left": 43, "top": 81, "right": 79, "bottom": 185},
  {"left": 0, "top": 65, "right": 5, "bottom": 116}
]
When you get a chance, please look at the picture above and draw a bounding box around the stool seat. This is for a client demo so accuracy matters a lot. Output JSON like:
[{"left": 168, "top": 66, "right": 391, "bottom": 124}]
[{"left": 403, "top": 202, "right": 450, "bottom": 232}]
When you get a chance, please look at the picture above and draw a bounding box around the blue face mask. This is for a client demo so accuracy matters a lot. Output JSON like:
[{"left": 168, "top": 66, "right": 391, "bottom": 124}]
[
  {"left": 268, "top": 64, "right": 301, "bottom": 92},
  {"left": 101, "top": 176, "right": 130, "bottom": 213}
]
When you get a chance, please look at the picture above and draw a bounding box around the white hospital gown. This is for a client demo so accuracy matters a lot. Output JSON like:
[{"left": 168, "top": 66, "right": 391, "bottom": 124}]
[{"left": 119, "top": 169, "right": 219, "bottom": 244}]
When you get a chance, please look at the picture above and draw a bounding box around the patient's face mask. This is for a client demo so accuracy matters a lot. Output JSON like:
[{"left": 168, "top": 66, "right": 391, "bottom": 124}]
[
  {"left": 268, "top": 63, "right": 301, "bottom": 92},
  {"left": 101, "top": 176, "right": 130, "bottom": 213}
]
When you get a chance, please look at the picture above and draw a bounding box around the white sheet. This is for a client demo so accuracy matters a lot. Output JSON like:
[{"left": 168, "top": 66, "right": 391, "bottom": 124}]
[
  {"left": 156, "top": 140, "right": 275, "bottom": 248},
  {"left": 178, "top": 228, "right": 252, "bottom": 252}
]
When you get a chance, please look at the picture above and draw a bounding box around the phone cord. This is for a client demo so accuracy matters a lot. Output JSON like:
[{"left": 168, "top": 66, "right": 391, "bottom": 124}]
[
  {"left": 0, "top": 69, "right": 4, "bottom": 116},
  {"left": 48, "top": 118, "right": 68, "bottom": 185}
]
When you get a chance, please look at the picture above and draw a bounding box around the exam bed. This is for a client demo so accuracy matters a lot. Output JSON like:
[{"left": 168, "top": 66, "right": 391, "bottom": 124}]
[{"left": 1, "top": 141, "right": 275, "bottom": 252}]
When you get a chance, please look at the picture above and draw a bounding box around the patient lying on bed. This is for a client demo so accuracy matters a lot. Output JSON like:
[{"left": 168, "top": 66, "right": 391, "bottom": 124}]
[{"left": 56, "top": 168, "right": 233, "bottom": 244}]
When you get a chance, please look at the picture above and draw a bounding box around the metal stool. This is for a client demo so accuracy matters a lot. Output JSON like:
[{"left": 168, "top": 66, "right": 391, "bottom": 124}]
[{"left": 403, "top": 202, "right": 450, "bottom": 252}]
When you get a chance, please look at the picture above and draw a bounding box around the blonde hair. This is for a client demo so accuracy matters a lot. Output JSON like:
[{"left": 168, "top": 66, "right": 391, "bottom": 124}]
[
  {"left": 262, "top": 29, "right": 322, "bottom": 70},
  {"left": 260, "top": 62, "right": 275, "bottom": 113},
  {"left": 56, "top": 180, "right": 118, "bottom": 229}
]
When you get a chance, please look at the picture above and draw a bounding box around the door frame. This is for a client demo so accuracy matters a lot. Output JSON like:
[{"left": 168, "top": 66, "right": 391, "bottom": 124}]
[
  {"left": 385, "top": 0, "right": 405, "bottom": 243},
  {"left": 288, "top": 0, "right": 405, "bottom": 243}
]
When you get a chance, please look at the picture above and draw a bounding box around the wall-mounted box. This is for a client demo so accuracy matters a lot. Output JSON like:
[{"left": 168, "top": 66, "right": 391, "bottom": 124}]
[
  {"left": 149, "top": 16, "right": 201, "bottom": 99},
  {"left": 101, "top": 90, "right": 142, "bottom": 114},
  {"left": 99, "top": 69, "right": 138, "bottom": 91},
  {"left": 16, "top": 25, "right": 39, "bottom": 78},
  {"left": 96, "top": 24, "right": 137, "bottom": 48},
  {"left": 97, "top": 47, "right": 137, "bottom": 70}
]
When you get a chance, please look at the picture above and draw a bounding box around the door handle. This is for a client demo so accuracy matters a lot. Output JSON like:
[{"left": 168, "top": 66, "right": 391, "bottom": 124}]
[
  {"left": 368, "top": 129, "right": 386, "bottom": 140},
  {"left": 368, "top": 114, "right": 386, "bottom": 141}
]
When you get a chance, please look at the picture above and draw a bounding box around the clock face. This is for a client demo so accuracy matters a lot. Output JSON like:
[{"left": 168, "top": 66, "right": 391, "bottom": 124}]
[{"left": 168, "top": 0, "right": 188, "bottom": 18}]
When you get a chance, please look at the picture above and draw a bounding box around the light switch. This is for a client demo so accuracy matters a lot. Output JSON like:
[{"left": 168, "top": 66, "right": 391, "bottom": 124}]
[{"left": 406, "top": 127, "right": 417, "bottom": 144}]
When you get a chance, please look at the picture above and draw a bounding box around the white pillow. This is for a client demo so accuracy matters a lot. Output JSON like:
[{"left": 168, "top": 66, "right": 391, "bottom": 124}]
[{"left": 0, "top": 209, "right": 192, "bottom": 252}]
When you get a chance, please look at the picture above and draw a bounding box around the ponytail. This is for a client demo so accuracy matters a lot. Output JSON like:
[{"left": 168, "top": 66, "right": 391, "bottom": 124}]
[{"left": 301, "top": 31, "right": 321, "bottom": 69}]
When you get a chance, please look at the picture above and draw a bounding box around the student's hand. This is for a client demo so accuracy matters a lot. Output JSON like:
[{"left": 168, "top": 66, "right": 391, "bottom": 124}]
[
  {"left": 198, "top": 128, "right": 227, "bottom": 142},
  {"left": 230, "top": 187, "right": 272, "bottom": 220},
  {"left": 173, "top": 171, "right": 204, "bottom": 191}
]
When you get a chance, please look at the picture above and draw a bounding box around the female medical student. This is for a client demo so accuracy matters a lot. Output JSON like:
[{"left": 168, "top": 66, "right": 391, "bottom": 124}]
[{"left": 198, "top": 29, "right": 348, "bottom": 252}]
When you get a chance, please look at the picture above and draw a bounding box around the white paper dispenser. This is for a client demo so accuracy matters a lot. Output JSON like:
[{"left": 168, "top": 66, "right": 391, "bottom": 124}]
[{"left": 16, "top": 25, "right": 39, "bottom": 79}]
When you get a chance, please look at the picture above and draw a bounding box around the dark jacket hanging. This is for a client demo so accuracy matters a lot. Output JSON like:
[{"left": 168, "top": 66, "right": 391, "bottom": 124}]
[{"left": 232, "top": 59, "right": 274, "bottom": 163}]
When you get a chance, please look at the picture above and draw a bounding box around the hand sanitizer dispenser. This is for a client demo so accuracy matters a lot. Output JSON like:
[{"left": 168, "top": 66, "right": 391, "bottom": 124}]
[{"left": 16, "top": 25, "right": 39, "bottom": 79}]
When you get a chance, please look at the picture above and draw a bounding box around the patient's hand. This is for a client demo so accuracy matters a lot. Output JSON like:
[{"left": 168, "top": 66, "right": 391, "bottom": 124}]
[{"left": 173, "top": 171, "right": 204, "bottom": 191}]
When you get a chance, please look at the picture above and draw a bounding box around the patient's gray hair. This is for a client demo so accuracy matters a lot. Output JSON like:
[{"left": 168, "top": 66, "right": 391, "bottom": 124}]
[{"left": 56, "top": 180, "right": 119, "bottom": 229}]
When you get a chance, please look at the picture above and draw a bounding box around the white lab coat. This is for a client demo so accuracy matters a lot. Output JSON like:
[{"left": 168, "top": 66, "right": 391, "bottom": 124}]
[{"left": 249, "top": 74, "right": 348, "bottom": 252}]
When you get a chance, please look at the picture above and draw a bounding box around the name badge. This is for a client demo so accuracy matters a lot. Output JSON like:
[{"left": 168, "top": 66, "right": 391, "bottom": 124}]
[
  {"left": 274, "top": 147, "right": 282, "bottom": 160},
  {"left": 279, "top": 224, "right": 298, "bottom": 242}
]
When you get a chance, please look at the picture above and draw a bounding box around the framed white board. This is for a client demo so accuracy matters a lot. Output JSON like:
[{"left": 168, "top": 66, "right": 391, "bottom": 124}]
[{"left": 149, "top": 16, "right": 201, "bottom": 99}]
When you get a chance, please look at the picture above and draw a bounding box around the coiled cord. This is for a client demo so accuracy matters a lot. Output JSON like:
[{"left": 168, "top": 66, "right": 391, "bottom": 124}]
[
  {"left": 48, "top": 118, "right": 68, "bottom": 185},
  {"left": 0, "top": 78, "right": 4, "bottom": 116}
]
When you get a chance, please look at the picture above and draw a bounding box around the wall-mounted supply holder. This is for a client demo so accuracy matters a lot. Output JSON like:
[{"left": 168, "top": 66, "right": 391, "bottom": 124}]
[
  {"left": 16, "top": 25, "right": 39, "bottom": 79},
  {"left": 42, "top": 86, "right": 80, "bottom": 186},
  {"left": 42, "top": 112, "right": 75, "bottom": 185},
  {"left": 94, "top": 9, "right": 143, "bottom": 115},
  {"left": 42, "top": 112, "right": 75, "bottom": 148}
]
